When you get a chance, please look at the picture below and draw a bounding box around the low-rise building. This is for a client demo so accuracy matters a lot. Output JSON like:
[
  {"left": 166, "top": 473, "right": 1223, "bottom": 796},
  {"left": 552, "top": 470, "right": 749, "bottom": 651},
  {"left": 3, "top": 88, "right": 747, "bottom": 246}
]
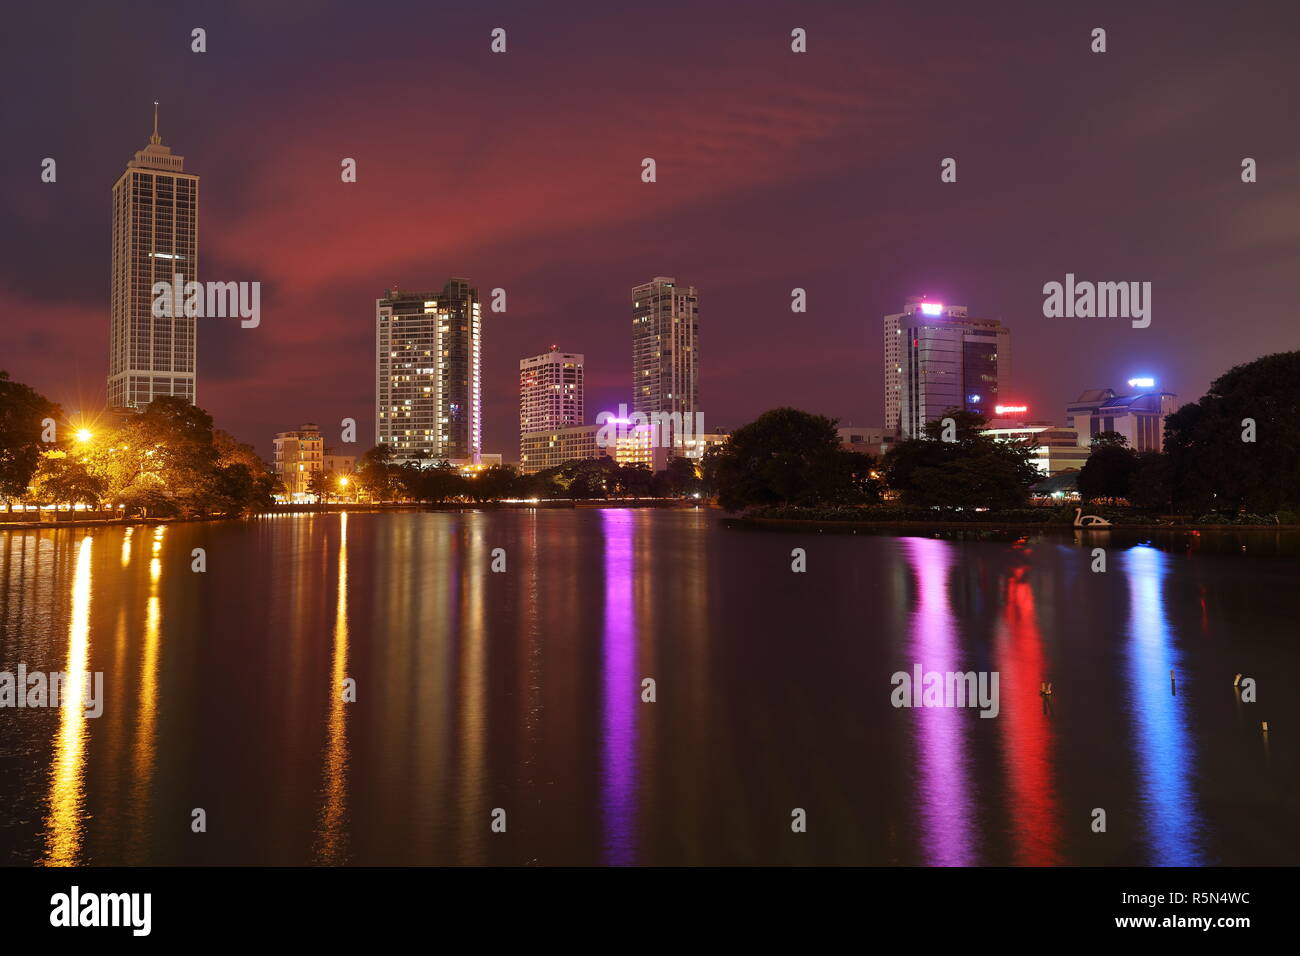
[
  {"left": 519, "top": 424, "right": 610, "bottom": 474},
  {"left": 322, "top": 451, "right": 356, "bottom": 476},
  {"left": 836, "top": 425, "right": 893, "bottom": 457},
  {"left": 273, "top": 423, "right": 324, "bottom": 500},
  {"left": 1066, "top": 384, "right": 1177, "bottom": 452},
  {"left": 981, "top": 422, "right": 1091, "bottom": 476}
]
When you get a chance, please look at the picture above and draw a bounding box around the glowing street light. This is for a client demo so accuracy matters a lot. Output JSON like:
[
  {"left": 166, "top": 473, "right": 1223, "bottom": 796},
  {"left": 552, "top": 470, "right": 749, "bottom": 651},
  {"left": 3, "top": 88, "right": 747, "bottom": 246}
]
[{"left": 75, "top": 429, "right": 93, "bottom": 443}]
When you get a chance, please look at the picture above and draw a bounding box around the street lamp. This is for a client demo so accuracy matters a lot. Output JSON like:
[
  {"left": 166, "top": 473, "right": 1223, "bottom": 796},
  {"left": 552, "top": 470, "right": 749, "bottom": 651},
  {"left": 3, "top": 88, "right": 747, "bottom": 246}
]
[{"left": 75, "top": 429, "right": 93, "bottom": 443}]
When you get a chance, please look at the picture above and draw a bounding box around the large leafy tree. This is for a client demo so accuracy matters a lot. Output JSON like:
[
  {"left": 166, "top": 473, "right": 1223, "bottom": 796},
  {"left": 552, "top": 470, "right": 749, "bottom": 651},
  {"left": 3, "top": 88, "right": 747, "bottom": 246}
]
[
  {"left": 465, "top": 465, "right": 518, "bottom": 502},
  {"left": 698, "top": 444, "right": 725, "bottom": 498},
  {"left": 1, "top": 383, "right": 278, "bottom": 517},
  {"left": 1077, "top": 431, "right": 1138, "bottom": 503},
  {"left": 884, "top": 409, "right": 1039, "bottom": 510},
  {"left": 0, "top": 371, "right": 59, "bottom": 504},
  {"left": 1128, "top": 451, "right": 1172, "bottom": 511},
  {"left": 25, "top": 451, "right": 106, "bottom": 508},
  {"left": 102, "top": 397, "right": 220, "bottom": 516},
  {"left": 354, "top": 444, "right": 397, "bottom": 501},
  {"left": 660, "top": 455, "right": 702, "bottom": 497},
  {"left": 615, "top": 462, "right": 655, "bottom": 497},
  {"left": 1165, "top": 351, "right": 1300, "bottom": 515},
  {"left": 713, "top": 407, "right": 876, "bottom": 511},
  {"left": 307, "top": 468, "right": 336, "bottom": 502},
  {"left": 213, "top": 429, "right": 276, "bottom": 511},
  {"left": 417, "top": 461, "right": 467, "bottom": 502}
]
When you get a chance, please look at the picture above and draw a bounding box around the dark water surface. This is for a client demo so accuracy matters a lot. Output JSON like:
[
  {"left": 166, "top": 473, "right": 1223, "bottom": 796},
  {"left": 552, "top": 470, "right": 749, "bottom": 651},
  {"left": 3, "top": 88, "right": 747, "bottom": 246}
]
[{"left": 2, "top": 509, "right": 1298, "bottom": 866}]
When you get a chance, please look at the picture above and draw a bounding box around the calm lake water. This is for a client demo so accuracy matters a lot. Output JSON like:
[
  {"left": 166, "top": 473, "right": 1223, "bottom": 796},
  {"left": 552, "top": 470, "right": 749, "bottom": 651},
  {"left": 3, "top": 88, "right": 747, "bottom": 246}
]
[{"left": 1, "top": 508, "right": 1298, "bottom": 866}]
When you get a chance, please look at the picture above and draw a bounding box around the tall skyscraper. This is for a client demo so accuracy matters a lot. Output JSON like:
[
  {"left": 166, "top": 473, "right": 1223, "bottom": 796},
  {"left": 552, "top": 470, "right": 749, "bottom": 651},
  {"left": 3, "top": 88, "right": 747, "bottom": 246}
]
[
  {"left": 520, "top": 346, "right": 584, "bottom": 439},
  {"left": 108, "top": 104, "right": 198, "bottom": 409},
  {"left": 632, "top": 276, "right": 699, "bottom": 442},
  {"left": 884, "top": 297, "right": 1010, "bottom": 438},
  {"left": 375, "top": 279, "right": 482, "bottom": 463}
]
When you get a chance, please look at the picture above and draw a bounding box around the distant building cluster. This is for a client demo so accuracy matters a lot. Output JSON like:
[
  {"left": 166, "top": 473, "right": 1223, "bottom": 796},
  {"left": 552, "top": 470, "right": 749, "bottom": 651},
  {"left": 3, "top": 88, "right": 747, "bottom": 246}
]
[
  {"left": 517, "top": 276, "right": 725, "bottom": 475},
  {"left": 869, "top": 298, "right": 1176, "bottom": 480}
]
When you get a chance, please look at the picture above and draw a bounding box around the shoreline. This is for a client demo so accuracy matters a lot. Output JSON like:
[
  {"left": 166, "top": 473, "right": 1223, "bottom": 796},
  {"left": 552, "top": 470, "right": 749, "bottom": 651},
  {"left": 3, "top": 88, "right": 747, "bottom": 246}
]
[
  {"left": 6, "top": 506, "right": 1296, "bottom": 535},
  {"left": 727, "top": 516, "right": 1300, "bottom": 534},
  {"left": 0, "top": 498, "right": 693, "bottom": 529}
]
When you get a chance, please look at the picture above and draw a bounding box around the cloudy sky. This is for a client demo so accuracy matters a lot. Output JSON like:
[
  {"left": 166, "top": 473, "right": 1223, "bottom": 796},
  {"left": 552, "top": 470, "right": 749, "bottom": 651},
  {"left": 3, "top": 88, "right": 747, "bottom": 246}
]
[{"left": 3, "top": 0, "right": 1299, "bottom": 457}]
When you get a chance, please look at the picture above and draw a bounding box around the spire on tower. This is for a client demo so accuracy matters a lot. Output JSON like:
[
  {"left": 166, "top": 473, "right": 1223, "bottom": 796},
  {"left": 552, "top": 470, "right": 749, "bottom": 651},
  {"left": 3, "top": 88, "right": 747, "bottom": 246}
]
[{"left": 150, "top": 101, "right": 161, "bottom": 145}]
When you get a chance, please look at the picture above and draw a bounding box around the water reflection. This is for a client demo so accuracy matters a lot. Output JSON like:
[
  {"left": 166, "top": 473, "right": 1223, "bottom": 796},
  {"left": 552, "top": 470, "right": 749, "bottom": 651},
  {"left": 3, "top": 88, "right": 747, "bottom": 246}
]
[
  {"left": 996, "top": 563, "right": 1061, "bottom": 865},
  {"left": 4, "top": 514, "right": 1296, "bottom": 866},
  {"left": 902, "top": 537, "right": 975, "bottom": 866},
  {"left": 1124, "top": 546, "right": 1205, "bottom": 865},
  {"left": 456, "top": 519, "right": 487, "bottom": 864},
  {"left": 315, "top": 513, "right": 351, "bottom": 864},
  {"left": 40, "top": 534, "right": 93, "bottom": 866},
  {"left": 601, "top": 509, "right": 638, "bottom": 864},
  {"left": 127, "top": 526, "right": 164, "bottom": 862}
]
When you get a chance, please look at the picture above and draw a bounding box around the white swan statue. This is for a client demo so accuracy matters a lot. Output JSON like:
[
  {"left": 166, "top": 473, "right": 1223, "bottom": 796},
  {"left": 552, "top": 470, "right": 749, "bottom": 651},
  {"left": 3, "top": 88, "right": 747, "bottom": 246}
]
[{"left": 1073, "top": 507, "right": 1112, "bottom": 528}]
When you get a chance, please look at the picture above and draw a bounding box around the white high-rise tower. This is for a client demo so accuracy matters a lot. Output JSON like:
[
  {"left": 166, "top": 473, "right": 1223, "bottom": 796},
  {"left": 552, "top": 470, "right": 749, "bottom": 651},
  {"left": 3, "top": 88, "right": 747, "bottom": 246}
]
[{"left": 108, "top": 103, "right": 199, "bottom": 409}]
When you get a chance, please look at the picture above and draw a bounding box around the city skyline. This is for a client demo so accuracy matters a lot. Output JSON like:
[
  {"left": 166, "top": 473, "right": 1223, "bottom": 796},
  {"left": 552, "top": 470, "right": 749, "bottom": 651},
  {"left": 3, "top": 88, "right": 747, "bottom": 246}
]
[
  {"left": 4, "top": 3, "right": 1299, "bottom": 463},
  {"left": 5, "top": 0, "right": 1300, "bottom": 905}
]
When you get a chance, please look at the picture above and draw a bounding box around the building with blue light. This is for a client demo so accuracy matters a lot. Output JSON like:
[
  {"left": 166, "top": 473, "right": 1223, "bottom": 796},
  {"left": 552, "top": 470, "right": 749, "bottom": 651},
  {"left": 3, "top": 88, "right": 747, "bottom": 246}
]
[{"left": 1066, "top": 384, "right": 1177, "bottom": 452}]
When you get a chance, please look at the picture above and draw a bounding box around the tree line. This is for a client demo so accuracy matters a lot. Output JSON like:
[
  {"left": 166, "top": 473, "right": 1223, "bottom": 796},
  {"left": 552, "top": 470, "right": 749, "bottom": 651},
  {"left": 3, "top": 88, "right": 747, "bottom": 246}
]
[
  {"left": 5, "top": 349, "right": 1298, "bottom": 520},
  {"left": 333, "top": 446, "right": 706, "bottom": 503},
  {"left": 0, "top": 376, "right": 276, "bottom": 517},
  {"left": 1077, "top": 351, "right": 1300, "bottom": 519},
  {"left": 709, "top": 351, "right": 1300, "bottom": 519}
]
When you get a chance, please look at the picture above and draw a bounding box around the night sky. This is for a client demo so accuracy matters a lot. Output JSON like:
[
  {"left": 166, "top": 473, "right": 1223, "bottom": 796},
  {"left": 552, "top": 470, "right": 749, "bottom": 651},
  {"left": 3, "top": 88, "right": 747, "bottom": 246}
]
[{"left": 3, "top": 0, "right": 1299, "bottom": 459}]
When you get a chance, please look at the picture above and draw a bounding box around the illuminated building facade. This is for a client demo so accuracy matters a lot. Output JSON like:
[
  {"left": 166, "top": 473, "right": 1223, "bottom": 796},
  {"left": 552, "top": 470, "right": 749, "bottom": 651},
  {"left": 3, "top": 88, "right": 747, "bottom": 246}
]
[
  {"left": 518, "top": 424, "right": 610, "bottom": 474},
  {"left": 273, "top": 423, "right": 324, "bottom": 499},
  {"left": 376, "top": 279, "right": 483, "bottom": 463},
  {"left": 632, "top": 276, "right": 699, "bottom": 447},
  {"left": 884, "top": 298, "right": 1010, "bottom": 438},
  {"left": 1066, "top": 382, "right": 1177, "bottom": 452},
  {"left": 108, "top": 104, "right": 198, "bottom": 409},
  {"left": 520, "top": 347, "right": 584, "bottom": 453},
  {"left": 981, "top": 423, "right": 1091, "bottom": 476}
]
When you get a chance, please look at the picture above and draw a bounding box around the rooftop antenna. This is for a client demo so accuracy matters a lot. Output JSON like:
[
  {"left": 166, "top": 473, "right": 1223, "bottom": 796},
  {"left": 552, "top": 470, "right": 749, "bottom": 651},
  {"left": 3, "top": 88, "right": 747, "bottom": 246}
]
[{"left": 150, "top": 101, "right": 161, "bottom": 145}]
